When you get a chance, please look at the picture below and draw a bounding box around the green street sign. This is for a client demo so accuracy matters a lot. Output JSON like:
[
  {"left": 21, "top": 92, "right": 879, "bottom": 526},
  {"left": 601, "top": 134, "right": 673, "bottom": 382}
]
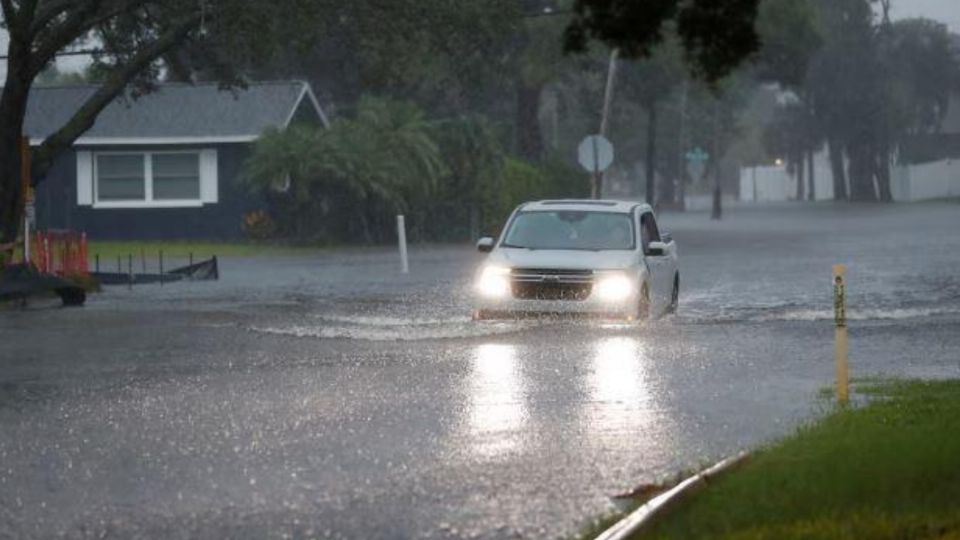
[
  {"left": 685, "top": 147, "right": 709, "bottom": 181},
  {"left": 685, "top": 147, "right": 709, "bottom": 163}
]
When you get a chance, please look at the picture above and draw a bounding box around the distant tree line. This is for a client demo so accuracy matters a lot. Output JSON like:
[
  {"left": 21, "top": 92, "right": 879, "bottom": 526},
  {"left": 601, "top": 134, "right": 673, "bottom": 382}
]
[
  {"left": 3, "top": 0, "right": 954, "bottom": 246},
  {"left": 758, "top": 0, "right": 960, "bottom": 202},
  {"left": 242, "top": 0, "right": 768, "bottom": 233},
  {"left": 242, "top": 0, "right": 959, "bottom": 242},
  {"left": 564, "top": 0, "right": 960, "bottom": 207}
]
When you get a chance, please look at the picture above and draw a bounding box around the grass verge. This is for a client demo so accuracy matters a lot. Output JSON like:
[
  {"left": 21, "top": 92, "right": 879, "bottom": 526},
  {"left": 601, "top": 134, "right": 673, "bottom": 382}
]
[
  {"left": 630, "top": 380, "right": 960, "bottom": 539},
  {"left": 86, "top": 240, "right": 321, "bottom": 260}
]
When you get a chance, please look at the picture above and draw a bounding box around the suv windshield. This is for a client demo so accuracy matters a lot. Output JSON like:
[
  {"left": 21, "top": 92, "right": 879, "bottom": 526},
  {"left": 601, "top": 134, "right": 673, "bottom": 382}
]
[{"left": 501, "top": 210, "right": 635, "bottom": 251}]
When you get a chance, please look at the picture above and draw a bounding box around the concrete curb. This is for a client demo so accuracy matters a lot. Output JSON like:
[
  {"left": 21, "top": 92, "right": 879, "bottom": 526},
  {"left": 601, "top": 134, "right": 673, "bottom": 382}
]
[{"left": 594, "top": 451, "right": 752, "bottom": 540}]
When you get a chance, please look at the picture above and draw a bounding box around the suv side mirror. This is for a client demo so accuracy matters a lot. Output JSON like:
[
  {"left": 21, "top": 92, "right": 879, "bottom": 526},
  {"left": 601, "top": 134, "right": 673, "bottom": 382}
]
[
  {"left": 477, "top": 237, "right": 495, "bottom": 253},
  {"left": 646, "top": 241, "right": 668, "bottom": 257},
  {"left": 661, "top": 231, "right": 673, "bottom": 245}
]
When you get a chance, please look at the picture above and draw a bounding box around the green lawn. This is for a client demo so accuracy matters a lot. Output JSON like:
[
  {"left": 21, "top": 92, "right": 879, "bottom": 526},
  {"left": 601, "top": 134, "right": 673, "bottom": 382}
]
[
  {"left": 631, "top": 380, "right": 960, "bottom": 539},
  {"left": 86, "top": 240, "right": 321, "bottom": 260}
]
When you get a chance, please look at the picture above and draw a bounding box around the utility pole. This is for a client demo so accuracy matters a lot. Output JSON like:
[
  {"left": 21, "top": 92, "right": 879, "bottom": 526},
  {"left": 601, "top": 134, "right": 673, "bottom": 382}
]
[
  {"left": 599, "top": 48, "right": 619, "bottom": 137},
  {"left": 675, "top": 80, "right": 689, "bottom": 211},
  {"left": 711, "top": 99, "right": 723, "bottom": 221},
  {"left": 593, "top": 48, "right": 619, "bottom": 199}
]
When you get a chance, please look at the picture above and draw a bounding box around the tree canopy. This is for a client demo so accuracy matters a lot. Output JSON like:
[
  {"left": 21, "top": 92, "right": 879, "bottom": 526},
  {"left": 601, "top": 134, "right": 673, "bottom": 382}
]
[
  {"left": 3, "top": 0, "right": 958, "bottom": 246},
  {"left": 564, "top": 0, "right": 762, "bottom": 82},
  {"left": 244, "top": 97, "right": 582, "bottom": 243}
]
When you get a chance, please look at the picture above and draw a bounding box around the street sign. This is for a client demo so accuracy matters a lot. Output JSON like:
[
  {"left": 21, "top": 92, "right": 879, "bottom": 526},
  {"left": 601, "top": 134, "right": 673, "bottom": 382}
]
[
  {"left": 685, "top": 147, "right": 709, "bottom": 182},
  {"left": 578, "top": 135, "right": 614, "bottom": 173}
]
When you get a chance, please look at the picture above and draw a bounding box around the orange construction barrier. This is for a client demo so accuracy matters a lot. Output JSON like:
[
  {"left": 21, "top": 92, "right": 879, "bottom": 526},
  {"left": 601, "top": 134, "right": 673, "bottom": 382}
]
[{"left": 31, "top": 230, "right": 89, "bottom": 276}]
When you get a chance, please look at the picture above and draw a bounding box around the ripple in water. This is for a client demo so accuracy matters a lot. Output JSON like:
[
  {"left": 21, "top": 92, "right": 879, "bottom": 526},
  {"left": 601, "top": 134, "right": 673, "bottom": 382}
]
[
  {"left": 680, "top": 304, "right": 960, "bottom": 323},
  {"left": 248, "top": 315, "right": 539, "bottom": 341}
]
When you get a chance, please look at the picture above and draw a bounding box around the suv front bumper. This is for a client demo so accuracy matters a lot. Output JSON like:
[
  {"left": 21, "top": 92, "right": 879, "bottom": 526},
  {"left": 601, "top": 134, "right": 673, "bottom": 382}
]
[{"left": 474, "top": 292, "right": 640, "bottom": 320}]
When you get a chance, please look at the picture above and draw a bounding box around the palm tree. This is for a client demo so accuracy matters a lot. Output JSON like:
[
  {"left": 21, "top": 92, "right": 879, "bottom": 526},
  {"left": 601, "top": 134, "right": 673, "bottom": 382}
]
[{"left": 245, "top": 97, "right": 448, "bottom": 241}]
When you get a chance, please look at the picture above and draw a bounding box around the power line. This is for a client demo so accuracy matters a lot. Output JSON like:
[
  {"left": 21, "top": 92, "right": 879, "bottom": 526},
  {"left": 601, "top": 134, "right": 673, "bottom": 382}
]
[
  {"left": 0, "top": 48, "right": 104, "bottom": 61},
  {"left": 524, "top": 7, "right": 572, "bottom": 18}
]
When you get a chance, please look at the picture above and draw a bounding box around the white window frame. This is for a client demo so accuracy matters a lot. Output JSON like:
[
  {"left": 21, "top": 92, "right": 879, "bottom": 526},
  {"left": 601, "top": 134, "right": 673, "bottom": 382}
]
[{"left": 88, "top": 149, "right": 217, "bottom": 209}]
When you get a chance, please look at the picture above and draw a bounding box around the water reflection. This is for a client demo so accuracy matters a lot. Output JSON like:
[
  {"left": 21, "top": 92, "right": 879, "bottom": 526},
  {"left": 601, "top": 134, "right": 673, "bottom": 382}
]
[
  {"left": 586, "top": 337, "right": 654, "bottom": 439},
  {"left": 466, "top": 344, "right": 528, "bottom": 458}
]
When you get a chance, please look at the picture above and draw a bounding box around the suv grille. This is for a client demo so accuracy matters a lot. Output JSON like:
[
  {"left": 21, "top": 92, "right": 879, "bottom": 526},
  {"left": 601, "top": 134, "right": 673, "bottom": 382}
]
[{"left": 510, "top": 268, "right": 594, "bottom": 301}]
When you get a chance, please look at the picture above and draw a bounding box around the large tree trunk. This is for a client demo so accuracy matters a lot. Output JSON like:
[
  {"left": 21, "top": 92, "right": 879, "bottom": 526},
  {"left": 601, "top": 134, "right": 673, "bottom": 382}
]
[
  {"left": 645, "top": 104, "right": 658, "bottom": 206},
  {"left": 0, "top": 101, "right": 27, "bottom": 245},
  {"left": 660, "top": 173, "right": 676, "bottom": 209},
  {"left": 710, "top": 104, "right": 722, "bottom": 220},
  {"left": 516, "top": 82, "right": 544, "bottom": 162},
  {"left": 0, "top": 43, "right": 32, "bottom": 244},
  {"left": 674, "top": 173, "right": 685, "bottom": 211},
  {"left": 0, "top": 133, "right": 24, "bottom": 246},
  {"left": 848, "top": 141, "right": 878, "bottom": 201},
  {"left": 876, "top": 141, "right": 893, "bottom": 202},
  {"left": 711, "top": 170, "right": 722, "bottom": 220},
  {"left": 807, "top": 149, "right": 816, "bottom": 201},
  {"left": 875, "top": 159, "right": 893, "bottom": 202},
  {"left": 828, "top": 138, "right": 848, "bottom": 201},
  {"left": 795, "top": 152, "right": 806, "bottom": 201}
]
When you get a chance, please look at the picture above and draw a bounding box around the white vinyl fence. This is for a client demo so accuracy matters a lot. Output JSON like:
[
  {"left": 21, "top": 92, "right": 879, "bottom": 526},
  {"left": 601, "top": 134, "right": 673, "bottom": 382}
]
[
  {"left": 741, "top": 156, "right": 960, "bottom": 203},
  {"left": 739, "top": 160, "right": 834, "bottom": 202},
  {"left": 892, "top": 160, "right": 960, "bottom": 201}
]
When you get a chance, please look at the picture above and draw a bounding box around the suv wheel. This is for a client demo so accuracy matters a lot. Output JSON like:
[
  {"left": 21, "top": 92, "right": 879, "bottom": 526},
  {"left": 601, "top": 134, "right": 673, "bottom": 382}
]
[
  {"left": 666, "top": 275, "right": 679, "bottom": 314},
  {"left": 633, "top": 283, "right": 651, "bottom": 321}
]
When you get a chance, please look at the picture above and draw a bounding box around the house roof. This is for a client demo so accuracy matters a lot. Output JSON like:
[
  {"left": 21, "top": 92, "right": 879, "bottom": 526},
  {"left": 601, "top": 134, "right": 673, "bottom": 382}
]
[{"left": 24, "top": 80, "right": 328, "bottom": 146}]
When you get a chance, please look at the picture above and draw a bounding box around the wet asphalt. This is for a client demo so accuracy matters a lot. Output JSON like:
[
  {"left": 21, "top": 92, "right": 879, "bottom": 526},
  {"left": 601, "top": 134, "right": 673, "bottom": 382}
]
[{"left": 1, "top": 202, "right": 959, "bottom": 539}]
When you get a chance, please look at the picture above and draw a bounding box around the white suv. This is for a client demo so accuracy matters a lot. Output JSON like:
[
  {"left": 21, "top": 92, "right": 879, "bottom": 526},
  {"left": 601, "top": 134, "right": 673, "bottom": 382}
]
[{"left": 473, "top": 200, "right": 678, "bottom": 320}]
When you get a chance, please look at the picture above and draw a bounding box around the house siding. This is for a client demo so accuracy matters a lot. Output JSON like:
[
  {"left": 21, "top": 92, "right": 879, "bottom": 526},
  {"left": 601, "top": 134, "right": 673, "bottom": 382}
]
[{"left": 35, "top": 143, "right": 262, "bottom": 240}]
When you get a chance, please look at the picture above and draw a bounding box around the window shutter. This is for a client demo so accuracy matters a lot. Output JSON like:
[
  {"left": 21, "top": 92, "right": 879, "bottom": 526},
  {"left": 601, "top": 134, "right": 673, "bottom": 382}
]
[
  {"left": 76, "top": 151, "right": 93, "bottom": 205},
  {"left": 199, "top": 149, "right": 218, "bottom": 204}
]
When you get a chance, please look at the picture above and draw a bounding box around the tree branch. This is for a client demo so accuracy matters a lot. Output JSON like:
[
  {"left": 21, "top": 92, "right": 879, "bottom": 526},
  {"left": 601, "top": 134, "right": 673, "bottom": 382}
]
[
  {"left": 19, "top": 0, "right": 39, "bottom": 24},
  {"left": 30, "top": 0, "right": 91, "bottom": 36},
  {"left": 29, "top": 1, "right": 161, "bottom": 74},
  {"left": 2, "top": 0, "right": 22, "bottom": 38},
  {"left": 32, "top": 14, "right": 200, "bottom": 176},
  {"left": 28, "top": 0, "right": 102, "bottom": 74}
]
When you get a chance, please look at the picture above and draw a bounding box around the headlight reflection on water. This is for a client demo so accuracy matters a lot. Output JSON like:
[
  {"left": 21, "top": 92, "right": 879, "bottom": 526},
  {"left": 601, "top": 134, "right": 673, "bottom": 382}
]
[
  {"left": 466, "top": 343, "right": 527, "bottom": 458},
  {"left": 586, "top": 337, "right": 654, "bottom": 435},
  {"left": 463, "top": 337, "right": 663, "bottom": 459},
  {"left": 593, "top": 338, "right": 645, "bottom": 403}
]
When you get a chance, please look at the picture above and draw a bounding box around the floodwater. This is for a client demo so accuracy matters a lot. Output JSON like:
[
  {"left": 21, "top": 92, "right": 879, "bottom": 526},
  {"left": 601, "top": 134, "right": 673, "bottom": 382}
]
[{"left": 1, "top": 203, "right": 959, "bottom": 539}]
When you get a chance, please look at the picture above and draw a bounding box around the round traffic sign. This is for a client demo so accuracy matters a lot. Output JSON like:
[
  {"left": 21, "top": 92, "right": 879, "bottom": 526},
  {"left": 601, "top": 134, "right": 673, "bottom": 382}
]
[{"left": 578, "top": 135, "right": 614, "bottom": 173}]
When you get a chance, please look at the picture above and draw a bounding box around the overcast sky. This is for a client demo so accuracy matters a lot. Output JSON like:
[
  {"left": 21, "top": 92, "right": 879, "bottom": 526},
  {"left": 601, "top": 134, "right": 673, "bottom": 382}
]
[
  {"left": 3, "top": 1, "right": 960, "bottom": 81},
  {"left": 889, "top": 0, "right": 960, "bottom": 30}
]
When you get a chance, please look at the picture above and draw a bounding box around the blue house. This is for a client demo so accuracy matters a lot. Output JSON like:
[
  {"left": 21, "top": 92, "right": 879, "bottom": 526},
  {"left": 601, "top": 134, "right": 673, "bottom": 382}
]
[{"left": 27, "top": 81, "right": 328, "bottom": 239}]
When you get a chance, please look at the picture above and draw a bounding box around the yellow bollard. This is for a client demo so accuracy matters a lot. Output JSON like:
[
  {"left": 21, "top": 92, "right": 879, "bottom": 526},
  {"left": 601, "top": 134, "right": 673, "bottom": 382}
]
[{"left": 833, "top": 264, "right": 849, "bottom": 404}]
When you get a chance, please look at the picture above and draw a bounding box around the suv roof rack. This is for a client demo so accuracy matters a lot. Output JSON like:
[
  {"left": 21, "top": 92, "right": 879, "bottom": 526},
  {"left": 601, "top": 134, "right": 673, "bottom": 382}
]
[{"left": 540, "top": 200, "right": 618, "bottom": 206}]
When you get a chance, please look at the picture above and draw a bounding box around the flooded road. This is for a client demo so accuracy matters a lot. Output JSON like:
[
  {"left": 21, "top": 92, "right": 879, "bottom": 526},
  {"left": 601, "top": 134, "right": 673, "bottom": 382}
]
[{"left": 2, "top": 203, "right": 959, "bottom": 539}]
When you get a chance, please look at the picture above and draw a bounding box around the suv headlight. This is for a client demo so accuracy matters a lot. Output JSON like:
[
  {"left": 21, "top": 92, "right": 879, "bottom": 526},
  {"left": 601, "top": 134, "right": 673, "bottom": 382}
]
[
  {"left": 595, "top": 273, "right": 633, "bottom": 302},
  {"left": 476, "top": 265, "right": 511, "bottom": 298}
]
